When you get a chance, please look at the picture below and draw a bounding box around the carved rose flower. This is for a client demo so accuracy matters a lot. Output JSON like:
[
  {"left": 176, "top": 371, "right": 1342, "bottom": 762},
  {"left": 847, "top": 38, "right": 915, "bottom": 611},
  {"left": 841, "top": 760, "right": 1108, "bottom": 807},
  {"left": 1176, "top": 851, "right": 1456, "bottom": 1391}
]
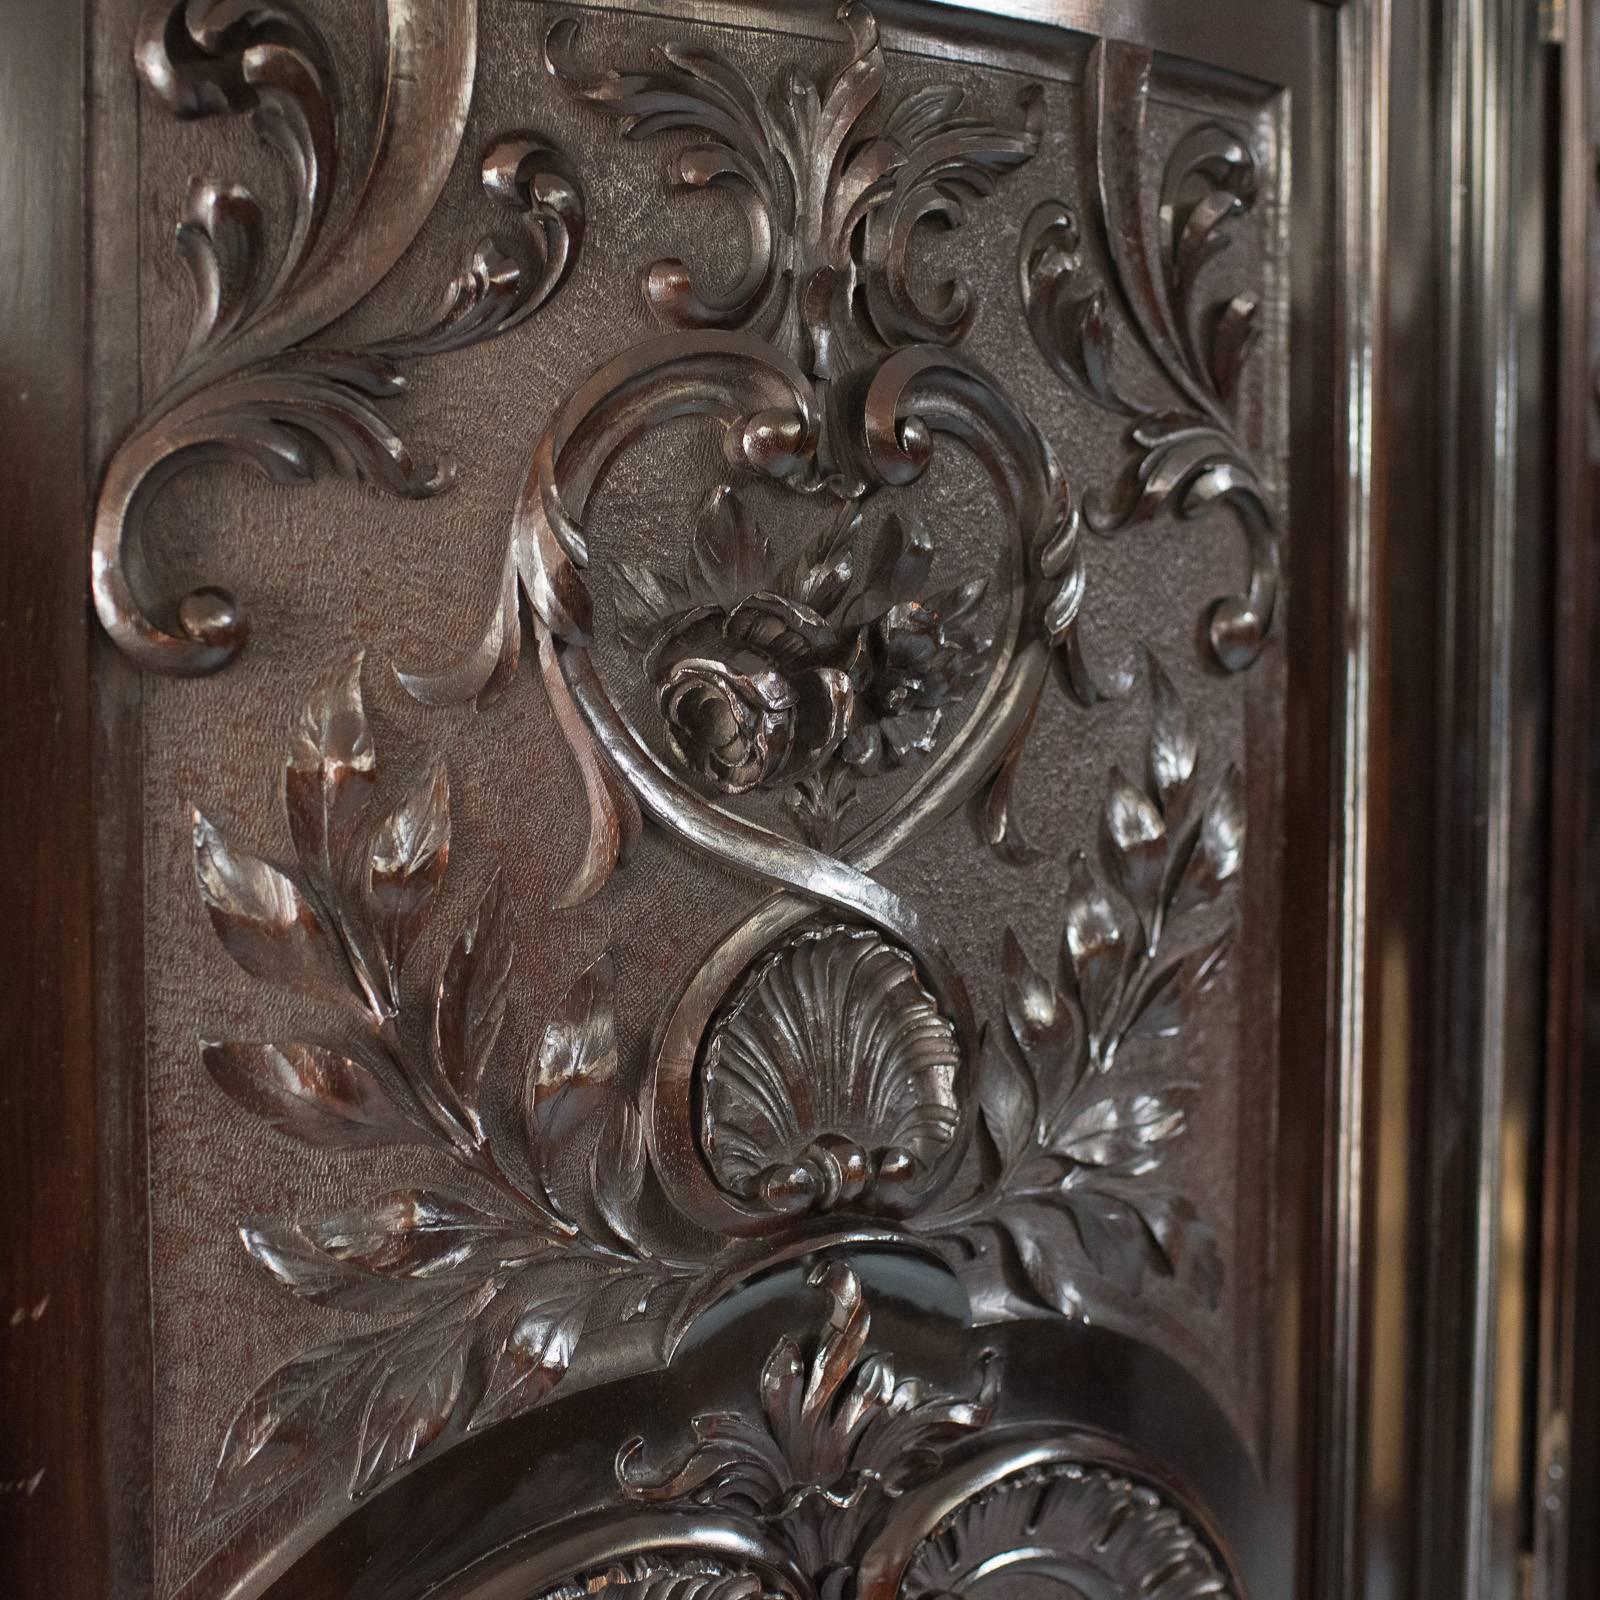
[
  {"left": 656, "top": 641, "right": 851, "bottom": 795},
  {"left": 617, "top": 490, "right": 990, "bottom": 798}
]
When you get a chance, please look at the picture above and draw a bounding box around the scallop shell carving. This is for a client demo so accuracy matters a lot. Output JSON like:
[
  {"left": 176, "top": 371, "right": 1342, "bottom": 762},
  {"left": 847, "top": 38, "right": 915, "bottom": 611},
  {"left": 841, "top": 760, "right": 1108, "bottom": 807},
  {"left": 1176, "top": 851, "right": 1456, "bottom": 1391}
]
[{"left": 698, "top": 923, "right": 962, "bottom": 1217}]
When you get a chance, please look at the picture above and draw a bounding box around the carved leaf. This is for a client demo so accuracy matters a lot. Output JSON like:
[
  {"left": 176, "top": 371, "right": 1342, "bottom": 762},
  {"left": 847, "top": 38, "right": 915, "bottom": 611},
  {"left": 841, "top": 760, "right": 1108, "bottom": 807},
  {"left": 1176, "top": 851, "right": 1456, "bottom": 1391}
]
[
  {"left": 1102, "top": 765, "right": 1166, "bottom": 932},
  {"left": 788, "top": 767, "right": 858, "bottom": 851},
  {"left": 208, "top": 1338, "right": 371, "bottom": 1512},
  {"left": 975, "top": 1027, "right": 1036, "bottom": 1176},
  {"left": 1135, "top": 1191, "right": 1224, "bottom": 1308},
  {"left": 1051, "top": 1093, "right": 1186, "bottom": 1175},
  {"left": 353, "top": 1309, "right": 483, "bottom": 1494},
  {"left": 591, "top": 1097, "right": 650, "bottom": 1253},
  {"left": 1000, "top": 1203, "right": 1084, "bottom": 1319},
  {"left": 393, "top": 137, "right": 586, "bottom": 359},
  {"left": 777, "top": 499, "right": 860, "bottom": 614},
  {"left": 432, "top": 871, "right": 515, "bottom": 1135},
  {"left": 175, "top": 178, "right": 268, "bottom": 369},
  {"left": 1063, "top": 1188, "right": 1150, "bottom": 1292},
  {"left": 1172, "top": 764, "right": 1245, "bottom": 915},
  {"left": 614, "top": 561, "right": 689, "bottom": 656},
  {"left": 175, "top": 354, "right": 457, "bottom": 503},
  {"left": 284, "top": 651, "right": 376, "bottom": 892},
  {"left": 193, "top": 811, "right": 347, "bottom": 1004},
  {"left": 978, "top": 711, "right": 1047, "bottom": 867},
  {"left": 473, "top": 1287, "right": 592, "bottom": 1429},
  {"left": 1001, "top": 928, "right": 1079, "bottom": 1092},
  {"left": 202, "top": 1040, "right": 417, "bottom": 1149},
  {"left": 1210, "top": 293, "right": 1259, "bottom": 406},
  {"left": 1061, "top": 852, "right": 1125, "bottom": 1051},
  {"left": 298, "top": 1190, "right": 546, "bottom": 1278},
  {"left": 691, "top": 486, "right": 773, "bottom": 607},
  {"left": 1127, "top": 929, "right": 1232, "bottom": 1040},
  {"left": 366, "top": 757, "right": 450, "bottom": 1010},
  {"left": 240, "top": 1223, "right": 463, "bottom": 1314},
  {"left": 1146, "top": 650, "right": 1196, "bottom": 808},
  {"left": 524, "top": 951, "right": 617, "bottom": 1162}
]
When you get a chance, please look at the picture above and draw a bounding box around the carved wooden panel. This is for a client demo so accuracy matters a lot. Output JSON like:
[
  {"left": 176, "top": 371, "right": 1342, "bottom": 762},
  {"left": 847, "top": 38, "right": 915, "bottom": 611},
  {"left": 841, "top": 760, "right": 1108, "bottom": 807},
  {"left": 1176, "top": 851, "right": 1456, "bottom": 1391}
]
[{"left": 98, "top": 1, "right": 1316, "bottom": 1595}]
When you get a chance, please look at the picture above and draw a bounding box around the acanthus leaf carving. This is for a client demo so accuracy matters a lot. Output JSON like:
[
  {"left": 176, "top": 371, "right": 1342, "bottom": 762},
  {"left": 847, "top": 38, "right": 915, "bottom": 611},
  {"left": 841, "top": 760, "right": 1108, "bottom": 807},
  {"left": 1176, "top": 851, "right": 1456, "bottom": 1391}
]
[
  {"left": 545, "top": 2, "right": 1040, "bottom": 378},
  {"left": 617, "top": 1262, "right": 998, "bottom": 1585},
  {"left": 1021, "top": 41, "right": 1280, "bottom": 673},
  {"left": 97, "top": 1, "right": 591, "bottom": 678},
  {"left": 506, "top": 1267, "right": 1243, "bottom": 1600}
]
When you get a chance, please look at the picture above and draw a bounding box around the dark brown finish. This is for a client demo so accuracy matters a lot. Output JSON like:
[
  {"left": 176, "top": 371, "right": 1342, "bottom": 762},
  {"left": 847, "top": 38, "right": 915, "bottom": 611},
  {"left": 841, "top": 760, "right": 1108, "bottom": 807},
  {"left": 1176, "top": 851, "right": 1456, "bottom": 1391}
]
[
  {"left": 4, "top": 1, "right": 1598, "bottom": 1598},
  {"left": 0, "top": 2, "right": 103, "bottom": 1598}
]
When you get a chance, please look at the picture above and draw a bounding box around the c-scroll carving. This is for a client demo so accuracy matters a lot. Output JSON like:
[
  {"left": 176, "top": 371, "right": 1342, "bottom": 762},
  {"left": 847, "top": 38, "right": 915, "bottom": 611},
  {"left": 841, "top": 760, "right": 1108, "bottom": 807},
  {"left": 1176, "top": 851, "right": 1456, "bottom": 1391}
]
[
  {"left": 1021, "top": 41, "right": 1280, "bottom": 672},
  {"left": 95, "top": 1, "right": 589, "bottom": 678}
]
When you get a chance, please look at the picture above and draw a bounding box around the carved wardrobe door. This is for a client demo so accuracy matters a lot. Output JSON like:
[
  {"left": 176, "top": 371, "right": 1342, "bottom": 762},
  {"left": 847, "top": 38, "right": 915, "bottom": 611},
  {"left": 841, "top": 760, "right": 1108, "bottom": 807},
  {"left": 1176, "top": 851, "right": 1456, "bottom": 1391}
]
[{"left": 24, "top": 0, "right": 1591, "bottom": 1598}]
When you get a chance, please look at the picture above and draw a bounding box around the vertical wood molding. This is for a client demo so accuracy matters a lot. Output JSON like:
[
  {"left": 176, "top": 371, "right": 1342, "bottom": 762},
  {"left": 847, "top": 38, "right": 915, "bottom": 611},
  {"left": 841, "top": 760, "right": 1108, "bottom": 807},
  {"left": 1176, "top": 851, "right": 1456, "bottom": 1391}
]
[
  {"left": 1425, "top": 0, "right": 1553, "bottom": 1594},
  {"left": 1534, "top": 0, "right": 1597, "bottom": 1595},
  {"left": 0, "top": 1, "right": 101, "bottom": 1597},
  {"left": 1320, "top": 0, "right": 1391, "bottom": 1592}
]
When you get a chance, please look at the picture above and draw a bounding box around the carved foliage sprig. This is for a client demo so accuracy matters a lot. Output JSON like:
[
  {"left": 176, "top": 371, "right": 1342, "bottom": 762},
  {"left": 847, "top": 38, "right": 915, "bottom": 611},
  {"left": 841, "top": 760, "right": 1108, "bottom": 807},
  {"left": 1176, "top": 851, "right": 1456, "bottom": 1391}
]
[
  {"left": 547, "top": 1, "right": 1040, "bottom": 377},
  {"left": 617, "top": 1263, "right": 996, "bottom": 1583},
  {"left": 1020, "top": 42, "right": 1278, "bottom": 673},
  {"left": 921, "top": 655, "right": 1237, "bottom": 1315},
  {"left": 380, "top": 137, "right": 587, "bottom": 360},
  {"left": 195, "top": 656, "right": 695, "bottom": 1517}
]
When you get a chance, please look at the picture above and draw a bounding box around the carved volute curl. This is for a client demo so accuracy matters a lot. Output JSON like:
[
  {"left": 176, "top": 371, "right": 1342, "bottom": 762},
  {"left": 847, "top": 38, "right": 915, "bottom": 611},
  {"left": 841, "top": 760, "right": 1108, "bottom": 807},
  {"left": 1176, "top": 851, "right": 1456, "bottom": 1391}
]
[
  {"left": 95, "top": 1, "right": 590, "bottom": 677},
  {"left": 546, "top": 3, "right": 1041, "bottom": 379},
  {"left": 1021, "top": 41, "right": 1279, "bottom": 673}
]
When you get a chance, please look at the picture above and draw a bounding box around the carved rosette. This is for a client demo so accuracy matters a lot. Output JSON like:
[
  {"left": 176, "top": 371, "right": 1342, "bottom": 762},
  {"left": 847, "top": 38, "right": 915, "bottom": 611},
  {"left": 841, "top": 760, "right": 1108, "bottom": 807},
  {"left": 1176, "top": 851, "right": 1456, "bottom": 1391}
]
[{"left": 698, "top": 924, "right": 962, "bottom": 1217}]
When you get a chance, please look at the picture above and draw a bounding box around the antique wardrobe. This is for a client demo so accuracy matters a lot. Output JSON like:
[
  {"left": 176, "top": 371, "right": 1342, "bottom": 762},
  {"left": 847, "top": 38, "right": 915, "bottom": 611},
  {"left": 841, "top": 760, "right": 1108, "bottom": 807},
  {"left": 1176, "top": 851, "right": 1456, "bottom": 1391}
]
[{"left": 3, "top": 0, "right": 1598, "bottom": 1596}]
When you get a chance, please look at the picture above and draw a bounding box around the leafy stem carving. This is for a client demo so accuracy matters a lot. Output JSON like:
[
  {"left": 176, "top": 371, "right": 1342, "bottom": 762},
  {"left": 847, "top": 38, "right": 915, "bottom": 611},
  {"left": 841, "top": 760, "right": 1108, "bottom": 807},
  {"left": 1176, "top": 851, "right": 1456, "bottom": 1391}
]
[
  {"left": 546, "top": 1, "right": 1040, "bottom": 379},
  {"left": 917, "top": 651, "right": 1237, "bottom": 1316},
  {"left": 518, "top": 1266, "right": 1239, "bottom": 1600},
  {"left": 1020, "top": 41, "right": 1279, "bottom": 672},
  {"left": 616, "top": 1262, "right": 998, "bottom": 1586},
  {"left": 95, "top": 2, "right": 586, "bottom": 677},
  {"left": 194, "top": 655, "right": 702, "bottom": 1518}
]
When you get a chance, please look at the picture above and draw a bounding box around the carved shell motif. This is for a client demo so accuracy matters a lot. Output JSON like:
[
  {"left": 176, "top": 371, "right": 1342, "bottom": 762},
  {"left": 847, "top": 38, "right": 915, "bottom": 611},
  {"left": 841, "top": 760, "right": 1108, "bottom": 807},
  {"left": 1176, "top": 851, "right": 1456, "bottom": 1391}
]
[{"left": 698, "top": 924, "right": 961, "bottom": 1216}]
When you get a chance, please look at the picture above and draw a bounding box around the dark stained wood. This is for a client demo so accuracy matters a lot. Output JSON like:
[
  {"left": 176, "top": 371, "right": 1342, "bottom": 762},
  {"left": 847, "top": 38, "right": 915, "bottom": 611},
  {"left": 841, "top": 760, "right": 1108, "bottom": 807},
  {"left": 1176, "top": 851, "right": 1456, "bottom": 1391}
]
[
  {"left": 1, "top": 1, "right": 1596, "bottom": 1597},
  {"left": 0, "top": 1, "right": 105, "bottom": 1598}
]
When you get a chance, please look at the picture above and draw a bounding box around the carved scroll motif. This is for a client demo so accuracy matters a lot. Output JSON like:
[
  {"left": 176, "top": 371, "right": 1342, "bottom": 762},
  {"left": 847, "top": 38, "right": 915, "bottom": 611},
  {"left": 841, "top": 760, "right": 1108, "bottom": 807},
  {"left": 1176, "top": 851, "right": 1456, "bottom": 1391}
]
[
  {"left": 1021, "top": 41, "right": 1279, "bottom": 672},
  {"left": 95, "top": 1, "right": 586, "bottom": 675},
  {"left": 132, "top": 0, "right": 1277, "bottom": 1557}
]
